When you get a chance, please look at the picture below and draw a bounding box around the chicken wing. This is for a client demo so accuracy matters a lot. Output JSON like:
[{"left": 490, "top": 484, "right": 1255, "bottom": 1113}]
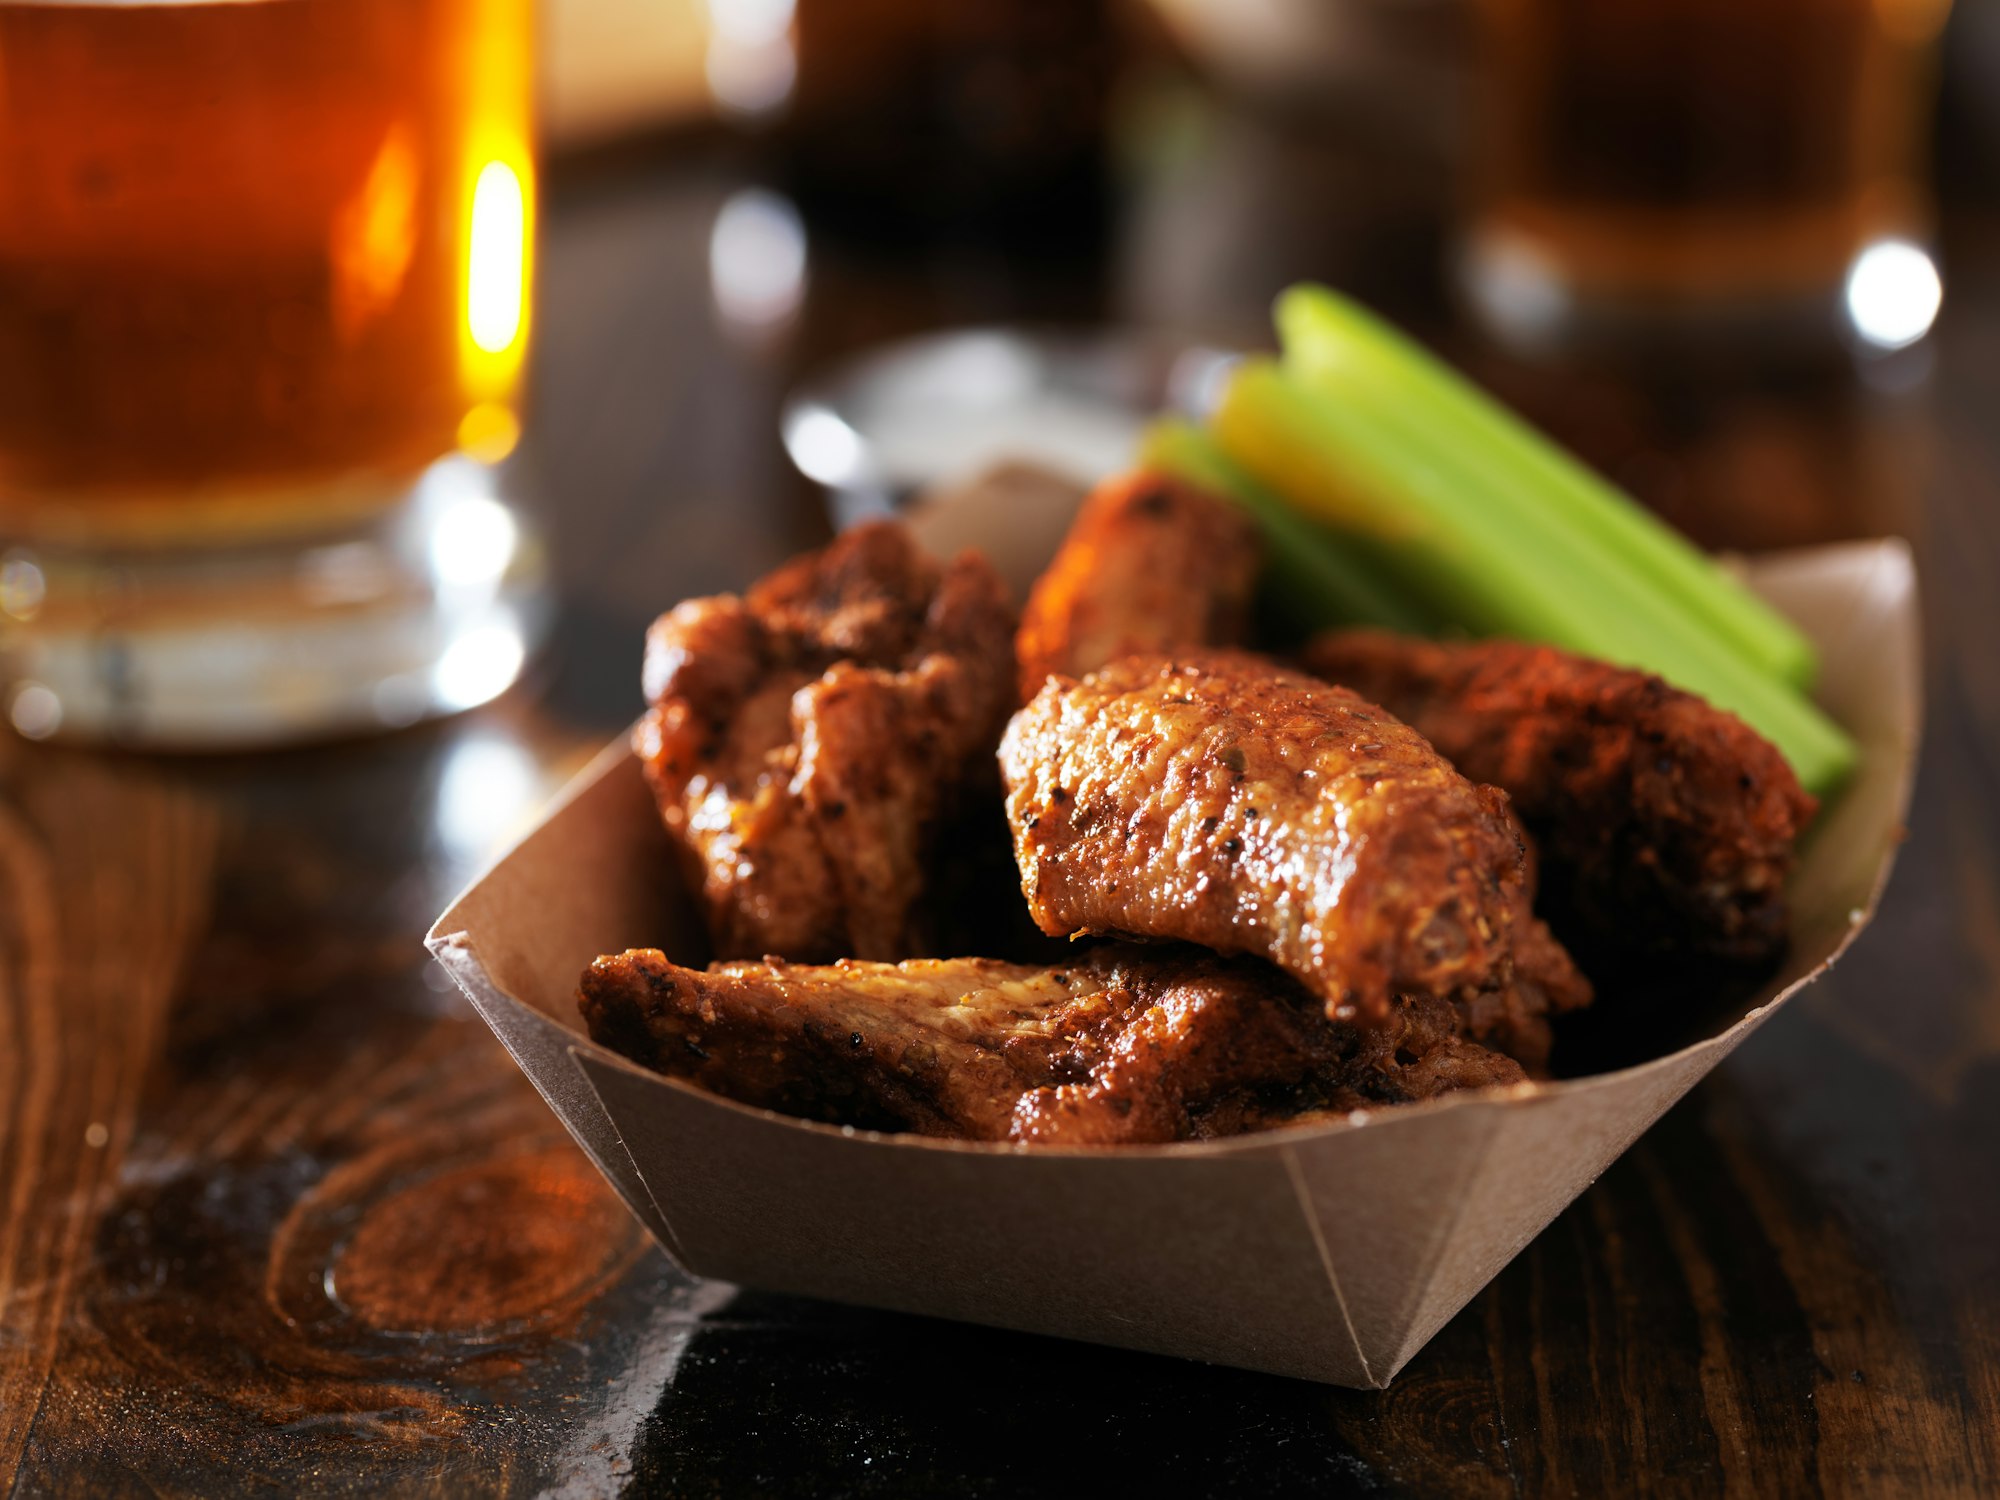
[
  {"left": 638, "top": 520, "right": 1014, "bottom": 962},
  {"left": 579, "top": 944, "right": 1526, "bottom": 1145},
  {"left": 1462, "top": 909, "right": 1594, "bottom": 1073},
  {"left": 1014, "top": 470, "right": 1260, "bottom": 701},
  {"left": 998, "top": 651, "right": 1579, "bottom": 1023},
  {"left": 1298, "top": 630, "right": 1816, "bottom": 973}
]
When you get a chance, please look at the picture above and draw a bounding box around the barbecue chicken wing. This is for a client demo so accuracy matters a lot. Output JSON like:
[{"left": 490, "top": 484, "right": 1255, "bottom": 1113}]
[
  {"left": 999, "top": 651, "right": 1585, "bottom": 1023},
  {"left": 579, "top": 944, "right": 1526, "bottom": 1145},
  {"left": 1299, "top": 630, "right": 1816, "bottom": 973},
  {"left": 1015, "top": 470, "right": 1260, "bottom": 701},
  {"left": 638, "top": 521, "right": 1014, "bottom": 962}
]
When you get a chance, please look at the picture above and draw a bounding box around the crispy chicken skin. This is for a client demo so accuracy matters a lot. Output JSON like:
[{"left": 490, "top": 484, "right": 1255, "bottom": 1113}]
[
  {"left": 998, "top": 651, "right": 1573, "bottom": 1023},
  {"left": 1015, "top": 470, "right": 1261, "bottom": 702},
  {"left": 1298, "top": 631, "right": 1816, "bottom": 971},
  {"left": 579, "top": 945, "right": 1526, "bottom": 1145},
  {"left": 637, "top": 521, "right": 1014, "bottom": 962}
]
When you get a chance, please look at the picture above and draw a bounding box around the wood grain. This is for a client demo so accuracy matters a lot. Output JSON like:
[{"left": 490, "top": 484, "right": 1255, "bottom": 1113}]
[
  {"left": 0, "top": 747, "right": 216, "bottom": 1480},
  {"left": 0, "top": 723, "right": 679, "bottom": 1497}
]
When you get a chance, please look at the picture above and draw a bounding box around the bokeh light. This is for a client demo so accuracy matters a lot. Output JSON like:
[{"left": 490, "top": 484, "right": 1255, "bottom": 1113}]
[
  {"left": 468, "top": 161, "right": 527, "bottom": 355},
  {"left": 1845, "top": 239, "right": 1943, "bottom": 351},
  {"left": 708, "top": 187, "right": 807, "bottom": 332}
]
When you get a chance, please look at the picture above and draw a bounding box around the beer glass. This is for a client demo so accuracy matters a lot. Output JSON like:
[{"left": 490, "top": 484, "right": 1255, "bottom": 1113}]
[
  {"left": 0, "top": 0, "right": 542, "bottom": 746},
  {"left": 1462, "top": 0, "right": 1952, "bottom": 351}
]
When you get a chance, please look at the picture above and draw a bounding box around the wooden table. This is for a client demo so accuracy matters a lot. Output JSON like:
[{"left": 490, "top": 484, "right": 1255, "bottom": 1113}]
[{"left": 5, "top": 108, "right": 1999, "bottom": 1497}]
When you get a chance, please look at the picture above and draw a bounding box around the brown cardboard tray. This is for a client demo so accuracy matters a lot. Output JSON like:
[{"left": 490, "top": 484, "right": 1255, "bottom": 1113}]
[{"left": 427, "top": 504, "right": 1919, "bottom": 1388}]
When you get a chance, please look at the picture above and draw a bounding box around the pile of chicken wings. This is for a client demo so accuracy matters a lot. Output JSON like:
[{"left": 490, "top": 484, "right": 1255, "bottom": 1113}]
[{"left": 582, "top": 470, "right": 1815, "bottom": 1146}]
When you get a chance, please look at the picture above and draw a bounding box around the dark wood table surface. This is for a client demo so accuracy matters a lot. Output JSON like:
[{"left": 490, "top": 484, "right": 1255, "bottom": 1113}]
[{"left": 5, "top": 100, "right": 2000, "bottom": 1498}]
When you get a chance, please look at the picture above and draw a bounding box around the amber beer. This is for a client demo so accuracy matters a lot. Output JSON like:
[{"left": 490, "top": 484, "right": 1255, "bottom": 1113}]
[
  {"left": 0, "top": 0, "right": 534, "bottom": 539},
  {"left": 1472, "top": 0, "right": 1950, "bottom": 311}
]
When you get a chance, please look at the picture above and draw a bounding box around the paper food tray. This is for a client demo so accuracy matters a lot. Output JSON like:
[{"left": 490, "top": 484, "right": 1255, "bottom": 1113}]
[{"left": 427, "top": 498, "right": 1919, "bottom": 1389}]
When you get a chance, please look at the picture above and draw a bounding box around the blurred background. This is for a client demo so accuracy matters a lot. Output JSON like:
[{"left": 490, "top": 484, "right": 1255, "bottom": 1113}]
[
  {"left": 511, "top": 0, "right": 1985, "bottom": 729},
  {"left": 1, "top": 0, "right": 1991, "bottom": 754}
]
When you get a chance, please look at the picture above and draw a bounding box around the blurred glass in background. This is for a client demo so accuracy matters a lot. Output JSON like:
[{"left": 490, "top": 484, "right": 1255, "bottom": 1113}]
[
  {"left": 0, "top": 0, "right": 543, "bottom": 747},
  {"left": 1462, "top": 0, "right": 1952, "bottom": 352},
  {"left": 708, "top": 0, "right": 1116, "bottom": 249}
]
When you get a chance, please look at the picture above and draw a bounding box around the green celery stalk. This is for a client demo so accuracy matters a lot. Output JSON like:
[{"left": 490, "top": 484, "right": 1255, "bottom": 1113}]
[
  {"left": 1275, "top": 284, "right": 1820, "bottom": 691},
  {"left": 1141, "top": 418, "right": 1438, "bottom": 635},
  {"left": 1215, "top": 360, "right": 1856, "bottom": 796}
]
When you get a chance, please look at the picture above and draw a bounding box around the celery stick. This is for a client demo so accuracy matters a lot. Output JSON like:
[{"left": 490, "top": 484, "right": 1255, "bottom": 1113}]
[
  {"left": 1216, "top": 360, "right": 1607, "bottom": 637},
  {"left": 1141, "top": 419, "right": 1438, "bottom": 634},
  {"left": 1276, "top": 284, "right": 1819, "bottom": 690},
  {"left": 1216, "top": 361, "right": 1856, "bottom": 795}
]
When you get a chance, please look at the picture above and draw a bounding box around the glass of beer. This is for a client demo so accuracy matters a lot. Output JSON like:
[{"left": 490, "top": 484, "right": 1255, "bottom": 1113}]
[
  {"left": 1462, "top": 0, "right": 1953, "bottom": 352},
  {"left": 0, "top": 0, "right": 543, "bottom": 746}
]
